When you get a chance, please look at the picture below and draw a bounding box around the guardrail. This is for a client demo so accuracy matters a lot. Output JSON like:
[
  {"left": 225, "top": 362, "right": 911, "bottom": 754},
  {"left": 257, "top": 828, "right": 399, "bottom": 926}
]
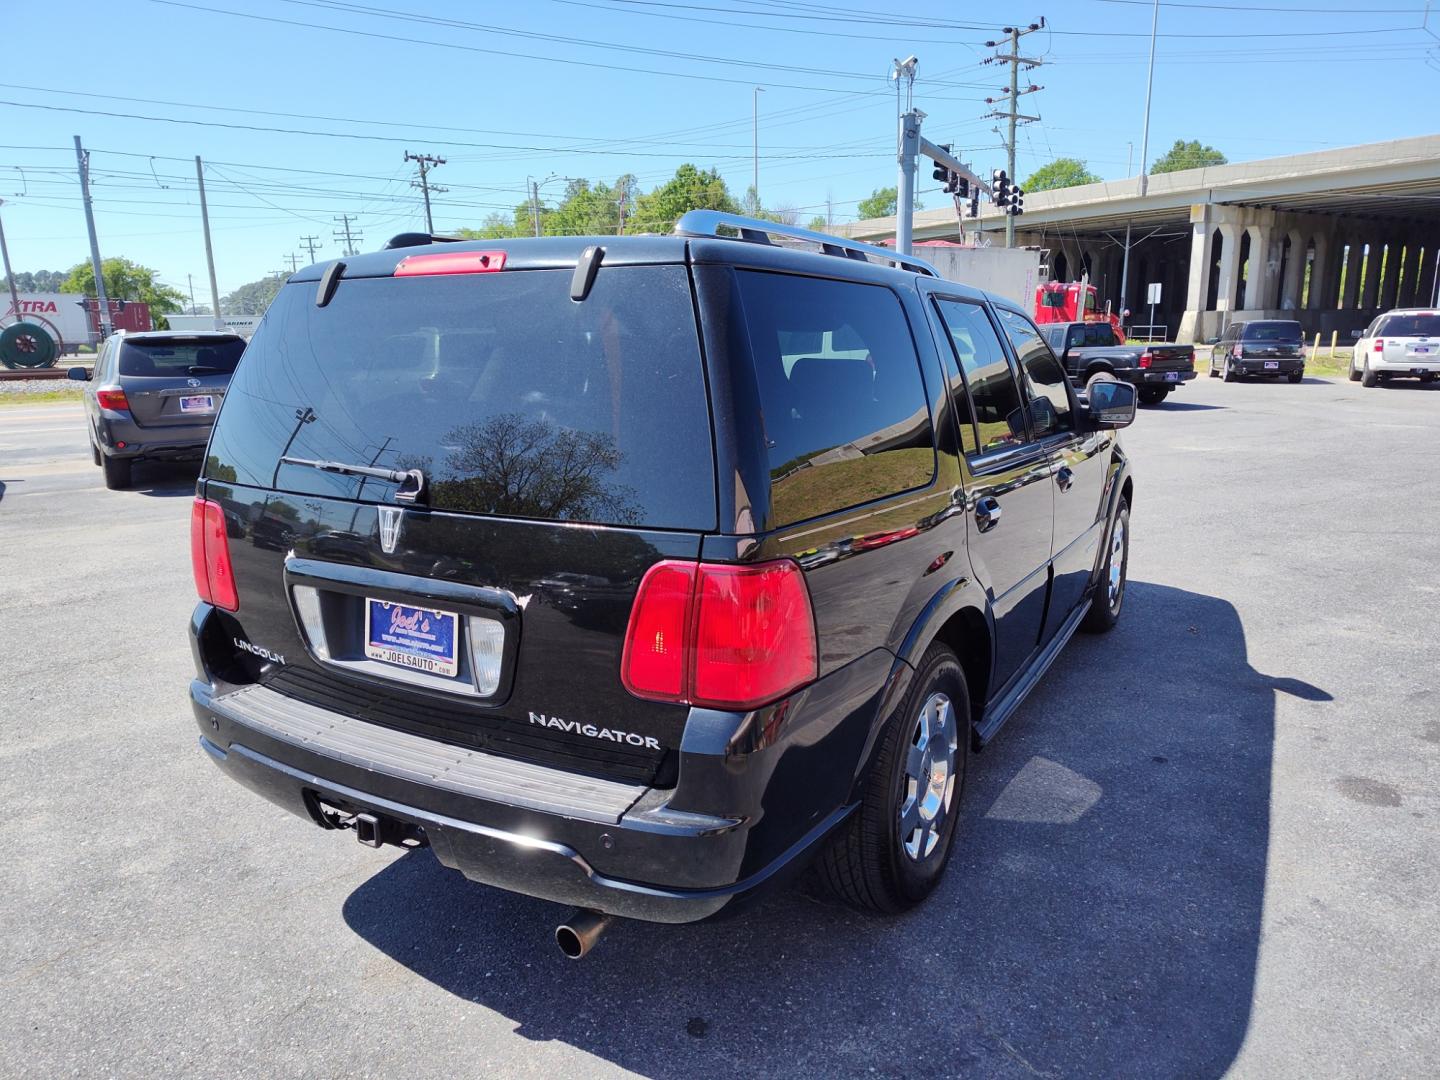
[{"left": 1124, "top": 324, "right": 1169, "bottom": 343}]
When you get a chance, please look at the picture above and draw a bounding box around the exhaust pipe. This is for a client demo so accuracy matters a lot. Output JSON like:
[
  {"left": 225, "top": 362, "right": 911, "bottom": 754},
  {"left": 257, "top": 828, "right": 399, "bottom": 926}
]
[{"left": 555, "top": 909, "right": 613, "bottom": 960}]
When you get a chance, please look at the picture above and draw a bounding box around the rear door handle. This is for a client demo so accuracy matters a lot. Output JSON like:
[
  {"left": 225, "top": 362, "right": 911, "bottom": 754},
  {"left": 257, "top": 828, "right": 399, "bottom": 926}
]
[
  {"left": 974, "top": 496, "right": 1002, "bottom": 533},
  {"left": 1056, "top": 465, "right": 1074, "bottom": 492}
]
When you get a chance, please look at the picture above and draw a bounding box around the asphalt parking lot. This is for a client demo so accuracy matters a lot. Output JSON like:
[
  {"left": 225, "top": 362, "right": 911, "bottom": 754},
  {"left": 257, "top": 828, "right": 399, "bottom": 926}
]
[{"left": 2, "top": 373, "right": 1437, "bottom": 1079}]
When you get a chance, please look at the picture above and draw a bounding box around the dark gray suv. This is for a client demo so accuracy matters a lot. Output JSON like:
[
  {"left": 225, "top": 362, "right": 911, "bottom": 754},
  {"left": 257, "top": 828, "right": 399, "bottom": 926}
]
[{"left": 69, "top": 330, "right": 246, "bottom": 488}]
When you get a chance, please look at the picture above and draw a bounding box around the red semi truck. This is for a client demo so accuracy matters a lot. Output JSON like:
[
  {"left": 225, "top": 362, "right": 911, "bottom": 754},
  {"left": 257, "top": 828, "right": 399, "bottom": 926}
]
[{"left": 1034, "top": 281, "right": 1125, "bottom": 344}]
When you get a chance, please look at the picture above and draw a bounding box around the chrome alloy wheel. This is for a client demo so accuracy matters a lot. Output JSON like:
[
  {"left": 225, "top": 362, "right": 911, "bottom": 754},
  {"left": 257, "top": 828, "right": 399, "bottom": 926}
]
[
  {"left": 899, "top": 692, "right": 959, "bottom": 861},
  {"left": 1108, "top": 514, "right": 1127, "bottom": 612}
]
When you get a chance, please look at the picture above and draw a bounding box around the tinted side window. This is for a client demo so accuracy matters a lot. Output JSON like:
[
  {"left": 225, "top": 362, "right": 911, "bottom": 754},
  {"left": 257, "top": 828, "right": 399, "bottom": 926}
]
[
  {"left": 736, "top": 271, "right": 935, "bottom": 526},
  {"left": 995, "top": 308, "right": 1074, "bottom": 438},
  {"left": 935, "top": 299, "right": 1026, "bottom": 454}
]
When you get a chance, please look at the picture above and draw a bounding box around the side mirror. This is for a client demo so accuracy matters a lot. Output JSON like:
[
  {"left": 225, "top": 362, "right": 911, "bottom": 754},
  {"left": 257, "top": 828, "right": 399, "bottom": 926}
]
[
  {"left": 1088, "top": 380, "right": 1137, "bottom": 429},
  {"left": 1205, "top": 337, "right": 1220, "bottom": 346},
  {"left": 1349, "top": 329, "right": 1363, "bottom": 340},
  {"left": 67, "top": 366, "right": 91, "bottom": 381}
]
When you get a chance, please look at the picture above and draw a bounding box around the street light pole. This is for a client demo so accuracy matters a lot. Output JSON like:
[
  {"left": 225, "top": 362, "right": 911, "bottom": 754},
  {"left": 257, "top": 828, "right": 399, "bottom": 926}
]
[
  {"left": 752, "top": 86, "right": 764, "bottom": 211},
  {"left": 1118, "top": 0, "right": 1160, "bottom": 326},
  {"left": 0, "top": 199, "right": 20, "bottom": 321}
]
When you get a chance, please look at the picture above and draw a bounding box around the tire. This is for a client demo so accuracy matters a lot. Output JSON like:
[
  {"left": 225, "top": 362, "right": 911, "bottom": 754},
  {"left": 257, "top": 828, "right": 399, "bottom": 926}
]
[
  {"left": 1421, "top": 373, "right": 1436, "bottom": 384},
  {"left": 1361, "top": 360, "right": 1379, "bottom": 388},
  {"left": 1208, "top": 361, "right": 1219, "bottom": 378},
  {"left": 1287, "top": 371, "right": 1303, "bottom": 384},
  {"left": 90, "top": 438, "right": 101, "bottom": 466},
  {"left": 1223, "top": 359, "right": 1238, "bottom": 383},
  {"left": 817, "top": 643, "right": 970, "bottom": 914},
  {"left": 1348, "top": 359, "right": 1361, "bottom": 382},
  {"left": 1082, "top": 499, "right": 1129, "bottom": 634},
  {"left": 1084, "top": 368, "right": 1114, "bottom": 390},
  {"left": 1138, "top": 386, "right": 1169, "bottom": 405},
  {"left": 101, "top": 453, "right": 132, "bottom": 490}
]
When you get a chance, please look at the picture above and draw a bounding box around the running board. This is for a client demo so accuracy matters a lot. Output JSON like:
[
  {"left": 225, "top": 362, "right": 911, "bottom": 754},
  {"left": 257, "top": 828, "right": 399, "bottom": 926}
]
[{"left": 974, "top": 599, "right": 1091, "bottom": 745}]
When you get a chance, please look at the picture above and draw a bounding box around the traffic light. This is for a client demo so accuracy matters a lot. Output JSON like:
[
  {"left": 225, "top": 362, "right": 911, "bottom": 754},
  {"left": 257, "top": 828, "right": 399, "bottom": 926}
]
[
  {"left": 969, "top": 190, "right": 980, "bottom": 218},
  {"left": 1009, "top": 185, "right": 1025, "bottom": 216},
  {"left": 952, "top": 175, "right": 969, "bottom": 198},
  {"left": 991, "top": 168, "right": 1011, "bottom": 209},
  {"left": 933, "top": 144, "right": 952, "bottom": 184}
]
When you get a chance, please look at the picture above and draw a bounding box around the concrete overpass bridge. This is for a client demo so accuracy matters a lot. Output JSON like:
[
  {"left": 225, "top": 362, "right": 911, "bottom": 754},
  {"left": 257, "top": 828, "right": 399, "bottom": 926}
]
[{"left": 841, "top": 135, "right": 1440, "bottom": 342}]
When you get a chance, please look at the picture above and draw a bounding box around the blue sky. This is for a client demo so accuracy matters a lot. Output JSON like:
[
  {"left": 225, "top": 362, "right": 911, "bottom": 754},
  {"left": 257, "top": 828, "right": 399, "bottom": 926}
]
[{"left": 2, "top": 0, "right": 1437, "bottom": 300}]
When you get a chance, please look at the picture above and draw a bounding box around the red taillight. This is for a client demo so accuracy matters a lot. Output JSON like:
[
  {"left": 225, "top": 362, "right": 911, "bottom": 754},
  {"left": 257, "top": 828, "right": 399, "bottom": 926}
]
[
  {"left": 622, "top": 559, "right": 817, "bottom": 710},
  {"left": 96, "top": 388, "right": 129, "bottom": 410},
  {"left": 621, "top": 562, "right": 696, "bottom": 700},
  {"left": 1138, "top": 352, "right": 1152, "bottom": 369},
  {"left": 393, "top": 250, "right": 506, "bottom": 277},
  {"left": 190, "top": 497, "right": 239, "bottom": 611},
  {"left": 1374, "top": 339, "right": 1385, "bottom": 352}
]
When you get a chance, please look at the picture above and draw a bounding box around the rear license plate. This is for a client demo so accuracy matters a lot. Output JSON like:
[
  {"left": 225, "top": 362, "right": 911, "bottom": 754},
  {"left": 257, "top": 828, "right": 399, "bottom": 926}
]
[
  {"left": 179, "top": 394, "right": 215, "bottom": 413},
  {"left": 1411, "top": 347, "right": 1431, "bottom": 355},
  {"left": 1263, "top": 361, "right": 1279, "bottom": 370},
  {"left": 364, "top": 599, "right": 460, "bottom": 677},
  {"left": 1165, "top": 372, "right": 1180, "bottom": 382}
]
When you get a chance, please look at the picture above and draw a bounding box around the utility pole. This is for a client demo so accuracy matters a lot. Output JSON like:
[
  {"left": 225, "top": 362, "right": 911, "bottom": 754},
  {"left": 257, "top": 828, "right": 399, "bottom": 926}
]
[
  {"left": 405, "top": 151, "right": 446, "bottom": 234},
  {"left": 193, "top": 157, "right": 224, "bottom": 330},
  {"left": 299, "top": 235, "right": 322, "bottom": 265},
  {"left": 74, "top": 136, "right": 112, "bottom": 341},
  {"left": 530, "top": 177, "right": 541, "bottom": 237},
  {"left": 284, "top": 252, "right": 301, "bottom": 274},
  {"left": 0, "top": 199, "right": 20, "bottom": 321},
  {"left": 983, "top": 20, "right": 1045, "bottom": 248},
  {"left": 187, "top": 273, "right": 197, "bottom": 314},
  {"left": 1118, "top": 0, "right": 1160, "bottom": 327},
  {"left": 332, "top": 214, "right": 362, "bottom": 256}
]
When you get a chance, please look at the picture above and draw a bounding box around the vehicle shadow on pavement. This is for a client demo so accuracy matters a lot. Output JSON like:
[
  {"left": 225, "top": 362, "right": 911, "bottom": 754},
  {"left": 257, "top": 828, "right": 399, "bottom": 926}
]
[
  {"left": 1150, "top": 400, "right": 1224, "bottom": 412},
  {"left": 343, "top": 581, "right": 1300, "bottom": 1079},
  {"left": 130, "top": 461, "right": 200, "bottom": 497}
]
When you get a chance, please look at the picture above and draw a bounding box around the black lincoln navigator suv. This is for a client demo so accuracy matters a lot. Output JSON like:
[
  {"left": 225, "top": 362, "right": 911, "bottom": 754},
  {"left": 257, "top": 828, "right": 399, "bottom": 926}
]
[{"left": 189, "top": 213, "right": 1136, "bottom": 956}]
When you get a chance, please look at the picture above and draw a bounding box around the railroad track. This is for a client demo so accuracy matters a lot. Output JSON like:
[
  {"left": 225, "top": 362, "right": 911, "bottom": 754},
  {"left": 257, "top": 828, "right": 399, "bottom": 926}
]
[{"left": 0, "top": 365, "right": 89, "bottom": 382}]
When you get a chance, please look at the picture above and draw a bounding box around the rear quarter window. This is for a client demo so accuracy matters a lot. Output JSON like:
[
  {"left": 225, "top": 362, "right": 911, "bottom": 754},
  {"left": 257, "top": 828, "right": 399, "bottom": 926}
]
[{"left": 735, "top": 271, "right": 935, "bottom": 528}]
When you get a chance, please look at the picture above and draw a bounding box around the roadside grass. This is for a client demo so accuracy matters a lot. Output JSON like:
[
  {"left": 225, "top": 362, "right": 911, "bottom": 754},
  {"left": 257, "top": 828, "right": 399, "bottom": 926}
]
[{"left": 0, "top": 388, "right": 84, "bottom": 405}]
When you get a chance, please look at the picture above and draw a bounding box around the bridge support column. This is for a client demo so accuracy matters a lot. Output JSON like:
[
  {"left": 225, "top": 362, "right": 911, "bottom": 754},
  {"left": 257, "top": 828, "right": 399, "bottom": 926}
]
[
  {"left": 1306, "top": 232, "right": 1330, "bottom": 310},
  {"left": 1359, "top": 238, "right": 1382, "bottom": 313},
  {"left": 1281, "top": 230, "right": 1305, "bottom": 311},
  {"left": 1340, "top": 236, "right": 1362, "bottom": 310},
  {"left": 1178, "top": 208, "right": 1215, "bottom": 341},
  {"left": 1377, "top": 237, "right": 1401, "bottom": 312},
  {"left": 1242, "top": 224, "right": 1274, "bottom": 311}
]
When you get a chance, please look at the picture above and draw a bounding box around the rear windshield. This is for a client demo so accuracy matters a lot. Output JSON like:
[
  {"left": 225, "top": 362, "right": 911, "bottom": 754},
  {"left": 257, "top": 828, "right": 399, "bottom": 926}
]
[
  {"left": 204, "top": 266, "right": 715, "bottom": 530},
  {"left": 1376, "top": 313, "right": 1440, "bottom": 337},
  {"left": 119, "top": 337, "right": 245, "bottom": 376},
  {"left": 1241, "top": 321, "right": 1303, "bottom": 342}
]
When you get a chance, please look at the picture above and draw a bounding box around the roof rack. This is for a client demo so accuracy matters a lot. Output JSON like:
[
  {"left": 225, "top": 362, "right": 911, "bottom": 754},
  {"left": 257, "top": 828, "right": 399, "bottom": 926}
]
[
  {"left": 382, "top": 232, "right": 464, "bottom": 251},
  {"left": 674, "top": 210, "right": 938, "bottom": 278}
]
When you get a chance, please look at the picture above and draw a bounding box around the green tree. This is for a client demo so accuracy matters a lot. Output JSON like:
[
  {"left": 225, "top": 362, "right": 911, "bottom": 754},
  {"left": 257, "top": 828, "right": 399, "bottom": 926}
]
[
  {"left": 1024, "top": 157, "right": 1102, "bottom": 191},
  {"left": 221, "top": 274, "right": 285, "bottom": 317},
  {"left": 626, "top": 164, "right": 739, "bottom": 234},
  {"left": 855, "top": 187, "right": 923, "bottom": 220},
  {"left": 1149, "top": 139, "right": 1227, "bottom": 175},
  {"left": 1, "top": 269, "right": 67, "bottom": 293},
  {"left": 60, "top": 257, "right": 186, "bottom": 328},
  {"left": 807, "top": 215, "right": 829, "bottom": 232}
]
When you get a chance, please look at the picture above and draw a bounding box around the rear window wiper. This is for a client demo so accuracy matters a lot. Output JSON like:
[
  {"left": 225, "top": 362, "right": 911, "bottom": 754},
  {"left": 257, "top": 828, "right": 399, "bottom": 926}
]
[
  {"left": 187, "top": 365, "right": 226, "bottom": 374},
  {"left": 280, "top": 456, "right": 427, "bottom": 504}
]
